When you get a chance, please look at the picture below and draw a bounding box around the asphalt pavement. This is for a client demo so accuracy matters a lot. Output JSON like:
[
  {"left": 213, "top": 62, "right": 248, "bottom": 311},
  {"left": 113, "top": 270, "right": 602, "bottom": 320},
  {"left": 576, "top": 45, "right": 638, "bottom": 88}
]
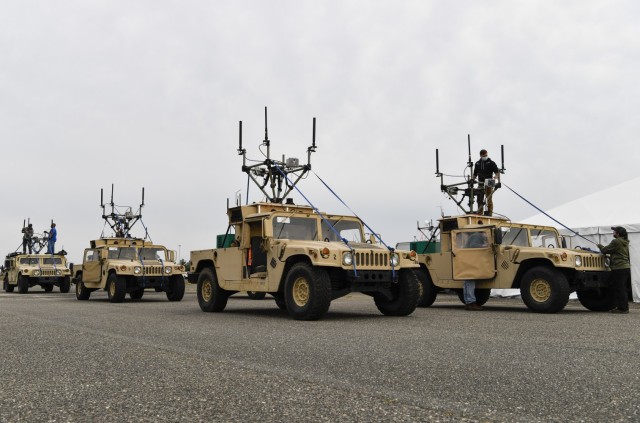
[{"left": 1, "top": 286, "right": 639, "bottom": 422}]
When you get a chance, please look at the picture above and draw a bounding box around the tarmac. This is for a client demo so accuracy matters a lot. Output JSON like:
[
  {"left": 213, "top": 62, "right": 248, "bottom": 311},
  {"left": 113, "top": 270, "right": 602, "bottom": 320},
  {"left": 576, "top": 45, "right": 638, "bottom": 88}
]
[{"left": 1, "top": 286, "right": 639, "bottom": 422}]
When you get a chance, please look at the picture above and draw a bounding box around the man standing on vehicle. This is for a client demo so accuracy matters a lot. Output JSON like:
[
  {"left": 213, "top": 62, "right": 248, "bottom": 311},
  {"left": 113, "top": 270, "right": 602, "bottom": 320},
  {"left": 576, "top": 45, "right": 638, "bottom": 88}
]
[
  {"left": 22, "top": 223, "right": 34, "bottom": 254},
  {"left": 46, "top": 222, "right": 57, "bottom": 254},
  {"left": 463, "top": 230, "right": 489, "bottom": 311},
  {"left": 473, "top": 149, "right": 501, "bottom": 216},
  {"left": 598, "top": 226, "right": 630, "bottom": 314}
]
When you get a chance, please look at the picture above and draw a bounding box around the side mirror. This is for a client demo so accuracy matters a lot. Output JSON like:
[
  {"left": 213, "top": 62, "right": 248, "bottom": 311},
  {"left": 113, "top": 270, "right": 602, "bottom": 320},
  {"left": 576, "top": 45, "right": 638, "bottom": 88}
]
[
  {"left": 168, "top": 250, "right": 176, "bottom": 262},
  {"left": 493, "top": 228, "right": 503, "bottom": 245}
]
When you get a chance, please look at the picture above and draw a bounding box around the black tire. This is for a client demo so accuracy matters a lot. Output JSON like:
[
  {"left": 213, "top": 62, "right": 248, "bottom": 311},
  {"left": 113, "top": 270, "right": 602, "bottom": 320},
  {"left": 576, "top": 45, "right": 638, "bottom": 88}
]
[
  {"left": 284, "top": 262, "right": 331, "bottom": 320},
  {"left": 107, "top": 273, "right": 126, "bottom": 303},
  {"left": 197, "top": 268, "right": 229, "bottom": 312},
  {"left": 59, "top": 277, "right": 71, "bottom": 293},
  {"left": 520, "top": 266, "right": 570, "bottom": 313},
  {"left": 455, "top": 287, "right": 491, "bottom": 306},
  {"left": 166, "top": 275, "right": 185, "bottom": 302},
  {"left": 4, "top": 279, "right": 14, "bottom": 293},
  {"left": 577, "top": 288, "right": 615, "bottom": 311},
  {"left": 130, "top": 289, "right": 144, "bottom": 300},
  {"left": 76, "top": 280, "right": 91, "bottom": 301},
  {"left": 18, "top": 275, "right": 29, "bottom": 294},
  {"left": 416, "top": 268, "right": 438, "bottom": 307},
  {"left": 43, "top": 284, "right": 54, "bottom": 292},
  {"left": 374, "top": 269, "right": 420, "bottom": 316},
  {"left": 247, "top": 291, "right": 267, "bottom": 300},
  {"left": 274, "top": 296, "right": 287, "bottom": 310}
]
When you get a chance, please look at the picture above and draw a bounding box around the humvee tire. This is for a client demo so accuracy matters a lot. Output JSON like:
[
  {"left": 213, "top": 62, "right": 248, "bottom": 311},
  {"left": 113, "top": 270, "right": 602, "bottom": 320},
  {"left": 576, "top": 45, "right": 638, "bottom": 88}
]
[
  {"left": 166, "top": 275, "right": 185, "bottom": 302},
  {"left": 374, "top": 269, "right": 420, "bottom": 316},
  {"left": 107, "top": 273, "right": 126, "bottom": 303},
  {"left": 247, "top": 291, "right": 266, "bottom": 300},
  {"left": 76, "top": 280, "right": 91, "bottom": 300},
  {"left": 274, "top": 296, "right": 287, "bottom": 310},
  {"left": 197, "top": 267, "right": 229, "bottom": 312},
  {"left": 43, "top": 285, "right": 54, "bottom": 292},
  {"left": 455, "top": 288, "right": 491, "bottom": 306},
  {"left": 520, "top": 266, "right": 570, "bottom": 313},
  {"left": 4, "top": 280, "right": 14, "bottom": 293},
  {"left": 576, "top": 288, "right": 615, "bottom": 311},
  {"left": 130, "top": 289, "right": 144, "bottom": 300},
  {"left": 60, "top": 277, "right": 71, "bottom": 293},
  {"left": 18, "top": 275, "right": 29, "bottom": 294},
  {"left": 284, "top": 262, "right": 331, "bottom": 321},
  {"left": 416, "top": 268, "right": 438, "bottom": 307}
]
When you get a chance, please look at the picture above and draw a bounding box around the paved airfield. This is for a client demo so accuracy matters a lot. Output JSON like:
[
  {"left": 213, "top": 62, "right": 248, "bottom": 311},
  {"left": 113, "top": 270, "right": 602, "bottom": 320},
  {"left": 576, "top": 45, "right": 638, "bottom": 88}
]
[{"left": 1, "top": 286, "right": 638, "bottom": 422}]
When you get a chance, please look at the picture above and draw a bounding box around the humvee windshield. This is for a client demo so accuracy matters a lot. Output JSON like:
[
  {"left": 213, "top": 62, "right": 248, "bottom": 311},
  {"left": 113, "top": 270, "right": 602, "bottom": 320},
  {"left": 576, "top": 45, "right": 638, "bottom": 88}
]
[
  {"left": 322, "top": 219, "right": 364, "bottom": 243},
  {"left": 500, "top": 227, "right": 529, "bottom": 247},
  {"left": 107, "top": 247, "right": 136, "bottom": 260},
  {"left": 273, "top": 216, "right": 317, "bottom": 240},
  {"left": 139, "top": 248, "right": 167, "bottom": 261},
  {"left": 20, "top": 258, "right": 40, "bottom": 265},
  {"left": 530, "top": 229, "right": 559, "bottom": 248},
  {"left": 43, "top": 257, "right": 63, "bottom": 265}
]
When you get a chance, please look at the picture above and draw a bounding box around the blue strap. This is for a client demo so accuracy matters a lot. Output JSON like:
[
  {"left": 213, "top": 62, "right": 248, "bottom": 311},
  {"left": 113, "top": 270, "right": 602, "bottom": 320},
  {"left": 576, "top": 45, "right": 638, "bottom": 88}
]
[
  {"left": 273, "top": 166, "right": 358, "bottom": 277},
  {"left": 503, "top": 183, "right": 596, "bottom": 246}
]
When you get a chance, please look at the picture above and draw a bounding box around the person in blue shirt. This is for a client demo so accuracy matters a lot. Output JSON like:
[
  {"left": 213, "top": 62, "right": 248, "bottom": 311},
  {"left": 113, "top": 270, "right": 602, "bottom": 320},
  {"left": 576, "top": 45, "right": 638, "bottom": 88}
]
[{"left": 46, "top": 223, "right": 57, "bottom": 254}]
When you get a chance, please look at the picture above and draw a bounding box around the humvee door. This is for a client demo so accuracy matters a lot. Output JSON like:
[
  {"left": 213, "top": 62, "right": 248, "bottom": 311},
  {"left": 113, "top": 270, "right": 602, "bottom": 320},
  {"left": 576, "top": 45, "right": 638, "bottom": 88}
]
[
  {"left": 83, "top": 249, "right": 102, "bottom": 283},
  {"left": 451, "top": 228, "right": 496, "bottom": 280}
]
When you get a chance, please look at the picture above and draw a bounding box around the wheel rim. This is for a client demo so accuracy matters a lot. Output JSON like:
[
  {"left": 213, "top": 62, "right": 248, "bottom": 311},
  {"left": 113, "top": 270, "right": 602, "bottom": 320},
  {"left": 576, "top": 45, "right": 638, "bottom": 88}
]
[
  {"left": 202, "top": 280, "right": 212, "bottom": 302},
  {"left": 292, "top": 276, "right": 310, "bottom": 307},
  {"left": 109, "top": 280, "right": 115, "bottom": 297},
  {"left": 530, "top": 278, "right": 551, "bottom": 302}
]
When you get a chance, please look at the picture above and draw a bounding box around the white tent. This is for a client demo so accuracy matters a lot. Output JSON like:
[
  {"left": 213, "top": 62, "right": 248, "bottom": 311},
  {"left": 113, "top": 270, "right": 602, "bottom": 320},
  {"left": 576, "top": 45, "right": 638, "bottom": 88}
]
[{"left": 512, "top": 177, "right": 640, "bottom": 302}]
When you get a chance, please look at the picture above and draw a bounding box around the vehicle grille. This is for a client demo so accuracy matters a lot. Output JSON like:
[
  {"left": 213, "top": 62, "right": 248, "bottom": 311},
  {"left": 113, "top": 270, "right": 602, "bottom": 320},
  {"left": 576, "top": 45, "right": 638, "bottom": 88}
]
[
  {"left": 143, "top": 266, "right": 164, "bottom": 276},
  {"left": 40, "top": 270, "right": 57, "bottom": 276},
  {"left": 354, "top": 251, "right": 389, "bottom": 268},
  {"left": 582, "top": 255, "right": 605, "bottom": 268}
]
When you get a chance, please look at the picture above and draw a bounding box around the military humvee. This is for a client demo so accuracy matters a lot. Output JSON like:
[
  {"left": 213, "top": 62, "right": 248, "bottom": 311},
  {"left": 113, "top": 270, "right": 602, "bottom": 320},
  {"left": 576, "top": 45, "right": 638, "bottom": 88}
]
[
  {"left": 2, "top": 252, "right": 71, "bottom": 293},
  {"left": 188, "top": 110, "right": 420, "bottom": 320},
  {"left": 72, "top": 186, "right": 185, "bottom": 303},
  {"left": 412, "top": 138, "right": 610, "bottom": 313},
  {"left": 414, "top": 214, "right": 610, "bottom": 313}
]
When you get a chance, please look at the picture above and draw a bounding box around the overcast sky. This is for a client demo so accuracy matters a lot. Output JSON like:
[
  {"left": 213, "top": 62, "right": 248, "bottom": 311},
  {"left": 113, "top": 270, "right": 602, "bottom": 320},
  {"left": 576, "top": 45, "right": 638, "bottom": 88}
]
[{"left": 2, "top": 0, "right": 639, "bottom": 262}]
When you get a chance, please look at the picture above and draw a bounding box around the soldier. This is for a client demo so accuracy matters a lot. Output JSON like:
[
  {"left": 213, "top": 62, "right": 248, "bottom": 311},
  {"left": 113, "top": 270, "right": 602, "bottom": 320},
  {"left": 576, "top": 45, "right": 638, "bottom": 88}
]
[
  {"left": 598, "top": 226, "right": 630, "bottom": 314},
  {"left": 473, "top": 149, "right": 501, "bottom": 216},
  {"left": 46, "top": 223, "right": 57, "bottom": 254},
  {"left": 22, "top": 223, "right": 34, "bottom": 254}
]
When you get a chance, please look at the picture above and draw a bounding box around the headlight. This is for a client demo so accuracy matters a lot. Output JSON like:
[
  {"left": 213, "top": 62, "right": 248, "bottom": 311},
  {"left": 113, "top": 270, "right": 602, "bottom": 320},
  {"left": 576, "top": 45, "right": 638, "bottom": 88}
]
[
  {"left": 33, "top": 270, "right": 40, "bottom": 276},
  {"left": 55, "top": 270, "right": 61, "bottom": 276},
  {"left": 391, "top": 253, "right": 399, "bottom": 267},
  {"left": 164, "top": 267, "right": 172, "bottom": 274},
  {"left": 134, "top": 266, "right": 142, "bottom": 274},
  {"left": 575, "top": 256, "right": 582, "bottom": 267},
  {"left": 342, "top": 252, "right": 353, "bottom": 266}
]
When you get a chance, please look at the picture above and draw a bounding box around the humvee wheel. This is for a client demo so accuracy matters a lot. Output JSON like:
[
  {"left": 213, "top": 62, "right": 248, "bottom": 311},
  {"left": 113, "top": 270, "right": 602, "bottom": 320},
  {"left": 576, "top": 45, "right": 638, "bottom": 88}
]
[
  {"left": 76, "top": 280, "right": 91, "bottom": 300},
  {"left": 374, "top": 269, "right": 420, "bottom": 316},
  {"left": 284, "top": 262, "right": 331, "bottom": 320},
  {"left": 60, "top": 277, "right": 71, "bottom": 293},
  {"left": 274, "top": 296, "right": 287, "bottom": 310},
  {"left": 416, "top": 268, "right": 437, "bottom": 307},
  {"left": 576, "top": 288, "right": 615, "bottom": 311},
  {"left": 166, "top": 275, "right": 185, "bottom": 301},
  {"left": 247, "top": 291, "right": 267, "bottom": 300},
  {"left": 197, "top": 268, "right": 228, "bottom": 312},
  {"left": 520, "top": 266, "right": 569, "bottom": 313},
  {"left": 43, "top": 285, "right": 54, "bottom": 292},
  {"left": 18, "top": 275, "right": 29, "bottom": 294},
  {"left": 4, "top": 280, "right": 14, "bottom": 293},
  {"left": 130, "top": 289, "right": 144, "bottom": 300},
  {"left": 107, "top": 273, "right": 126, "bottom": 303},
  {"left": 455, "top": 288, "right": 491, "bottom": 306}
]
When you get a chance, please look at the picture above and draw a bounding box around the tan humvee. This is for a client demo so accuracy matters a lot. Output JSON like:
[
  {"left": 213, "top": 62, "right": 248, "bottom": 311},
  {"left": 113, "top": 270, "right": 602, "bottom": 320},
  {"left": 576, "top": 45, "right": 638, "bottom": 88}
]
[
  {"left": 72, "top": 237, "right": 185, "bottom": 303},
  {"left": 2, "top": 253, "right": 71, "bottom": 293},
  {"left": 414, "top": 214, "right": 610, "bottom": 313},
  {"left": 189, "top": 202, "right": 420, "bottom": 320}
]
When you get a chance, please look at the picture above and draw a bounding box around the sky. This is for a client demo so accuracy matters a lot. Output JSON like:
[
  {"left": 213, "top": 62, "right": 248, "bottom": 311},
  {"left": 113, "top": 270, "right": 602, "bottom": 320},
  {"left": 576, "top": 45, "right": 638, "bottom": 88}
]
[{"left": 2, "top": 0, "right": 639, "bottom": 263}]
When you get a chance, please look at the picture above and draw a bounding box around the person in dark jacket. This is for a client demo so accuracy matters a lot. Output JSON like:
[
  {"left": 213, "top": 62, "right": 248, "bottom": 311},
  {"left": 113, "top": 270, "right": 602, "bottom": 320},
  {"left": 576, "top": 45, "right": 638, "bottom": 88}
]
[
  {"left": 473, "top": 149, "right": 501, "bottom": 216},
  {"left": 598, "top": 226, "right": 631, "bottom": 314}
]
